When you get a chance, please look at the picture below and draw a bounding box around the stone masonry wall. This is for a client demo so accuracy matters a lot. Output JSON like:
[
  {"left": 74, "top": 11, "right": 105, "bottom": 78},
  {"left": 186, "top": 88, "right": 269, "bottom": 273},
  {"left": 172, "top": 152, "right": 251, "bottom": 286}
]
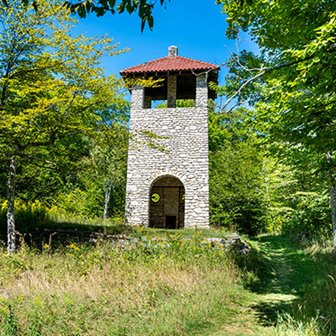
[{"left": 125, "top": 74, "right": 209, "bottom": 228}]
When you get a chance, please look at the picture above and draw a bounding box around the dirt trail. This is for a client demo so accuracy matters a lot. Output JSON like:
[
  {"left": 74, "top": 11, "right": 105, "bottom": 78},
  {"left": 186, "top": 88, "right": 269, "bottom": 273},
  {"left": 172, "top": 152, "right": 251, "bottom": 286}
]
[{"left": 209, "top": 235, "right": 315, "bottom": 336}]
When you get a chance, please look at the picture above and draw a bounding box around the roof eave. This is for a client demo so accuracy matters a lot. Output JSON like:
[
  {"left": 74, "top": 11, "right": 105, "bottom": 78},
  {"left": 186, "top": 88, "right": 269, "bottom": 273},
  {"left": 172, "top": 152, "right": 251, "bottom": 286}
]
[{"left": 120, "top": 66, "right": 220, "bottom": 77}]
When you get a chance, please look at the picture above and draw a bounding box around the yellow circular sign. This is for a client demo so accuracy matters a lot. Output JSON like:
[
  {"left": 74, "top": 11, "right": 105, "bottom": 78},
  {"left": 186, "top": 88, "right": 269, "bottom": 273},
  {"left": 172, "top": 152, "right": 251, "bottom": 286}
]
[{"left": 151, "top": 193, "right": 160, "bottom": 203}]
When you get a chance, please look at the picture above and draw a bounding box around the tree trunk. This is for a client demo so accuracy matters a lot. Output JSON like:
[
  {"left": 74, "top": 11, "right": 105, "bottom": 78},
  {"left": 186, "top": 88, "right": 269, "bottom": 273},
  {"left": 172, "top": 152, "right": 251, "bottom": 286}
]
[
  {"left": 103, "top": 179, "right": 112, "bottom": 221},
  {"left": 330, "top": 185, "right": 336, "bottom": 248},
  {"left": 326, "top": 152, "right": 336, "bottom": 248},
  {"left": 7, "top": 157, "right": 16, "bottom": 254}
]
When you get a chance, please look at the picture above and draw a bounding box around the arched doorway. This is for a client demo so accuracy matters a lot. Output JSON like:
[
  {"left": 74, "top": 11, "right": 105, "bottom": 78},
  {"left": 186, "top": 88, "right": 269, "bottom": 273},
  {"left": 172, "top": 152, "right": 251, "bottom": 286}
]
[{"left": 149, "top": 176, "right": 185, "bottom": 229}]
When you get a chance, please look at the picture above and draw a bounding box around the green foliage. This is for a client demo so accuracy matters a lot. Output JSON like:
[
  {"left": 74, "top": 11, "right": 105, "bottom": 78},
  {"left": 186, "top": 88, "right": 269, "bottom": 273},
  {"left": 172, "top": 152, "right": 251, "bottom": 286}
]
[
  {"left": 0, "top": 0, "right": 126, "bottom": 164},
  {"left": 88, "top": 121, "right": 129, "bottom": 217},
  {"left": 152, "top": 99, "right": 195, "bottom": 109},
  {"left": 283, "top": 191, "right": 331, "bottom": 243},
  {"left": 210, "top": 144, "right": 267, "bottom": 235},
  {"left": 53, "top": 187, "right": 104, "bottom": 218},
  {"left": 261, "top": 158, "right": 297, "bottom": 233},
  {"left": 218, "top": 0, "right": 336, "bottom": 241},
  {"left": 176, "top": 99, "right": 196, "bottom": 108},
  {"left": 0, "top": 0, "right": 129, "bottom": 232},
  {"left": 259, "top": 146, "right": 333, "bottom": 240},
  {"left": 64, "top": 0, "right": 170, "bottom": 31},
  {"left": 0, "top": 200, "right": 47, "bottom": 230},
  {"left": 275, "top": 314, "right": 320, "bottom": 336},
  {"left": 50, "top": 119, "right": 129, "bottom": 219},
  {"left": 0, "top": 303, "right": 18, "bottom": 336},
  {"left": 209, "top": 108, "right": 268, "bottom": 235},
  {"left": 301, "top": 248, "right": 336, "bottom": 335}
]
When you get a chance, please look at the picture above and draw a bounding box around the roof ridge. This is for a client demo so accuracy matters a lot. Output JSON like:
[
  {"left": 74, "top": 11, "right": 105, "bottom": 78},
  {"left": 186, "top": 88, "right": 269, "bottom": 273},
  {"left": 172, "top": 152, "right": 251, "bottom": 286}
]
[
  {"left": 171, "top": 55, "right": 218, "bottom": 66},
  {"left": 121, "top": 54, "right": 219, "bottom": 74},
  {"left": 120, "top": 55, "right": 170, "bottom": 72}
]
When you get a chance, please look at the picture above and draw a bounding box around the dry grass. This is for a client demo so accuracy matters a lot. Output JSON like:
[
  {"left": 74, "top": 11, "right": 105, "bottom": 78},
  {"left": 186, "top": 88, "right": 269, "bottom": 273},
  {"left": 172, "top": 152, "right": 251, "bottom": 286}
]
[{"left": 0, "top": 238, "right": 242, "bottom": 335}]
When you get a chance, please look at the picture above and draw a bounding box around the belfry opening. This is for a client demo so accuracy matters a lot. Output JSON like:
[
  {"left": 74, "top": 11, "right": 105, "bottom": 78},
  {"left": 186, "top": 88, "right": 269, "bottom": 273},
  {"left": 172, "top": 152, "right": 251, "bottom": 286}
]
[{"left": 149, "top": 176, "right": 185, "bottom": 229}]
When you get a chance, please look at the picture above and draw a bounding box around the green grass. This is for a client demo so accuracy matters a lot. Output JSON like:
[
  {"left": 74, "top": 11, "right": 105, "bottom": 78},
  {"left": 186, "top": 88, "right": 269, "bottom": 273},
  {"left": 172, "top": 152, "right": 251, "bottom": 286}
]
[
  {"left": 244, "top": 235, "right": 336, "bottom": 336},
  {"left": 0, "top": 234, "right": 245, "bottom": 336},
  {"left": 0, "top": 223, "right": 335, "bottom": 336}
]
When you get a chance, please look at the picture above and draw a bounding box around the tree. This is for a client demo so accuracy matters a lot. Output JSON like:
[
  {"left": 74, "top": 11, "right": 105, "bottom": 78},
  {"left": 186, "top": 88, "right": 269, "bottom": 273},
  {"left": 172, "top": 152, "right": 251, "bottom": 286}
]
[
  {"left": 0, "top": 0, "right": 126, "bottom": 252},
  {"left": 66, "top": 0, "right": 170, "bottom": 31},
  {"left": 218, "top": 0, "right": 336, "bottom": 244},
  {"left": 209, "top": 108, "right": 268, "bottom": 235},
  {"left": 8, "top": 0, "right": 170, "bottom": 31},
  {"left": 86, "top": 120, "right": 128, "bottom": 220}
]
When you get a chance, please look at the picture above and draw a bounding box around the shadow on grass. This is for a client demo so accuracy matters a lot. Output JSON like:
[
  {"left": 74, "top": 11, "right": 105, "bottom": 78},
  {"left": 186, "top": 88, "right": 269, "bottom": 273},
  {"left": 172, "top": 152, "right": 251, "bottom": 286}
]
[
  {"left": 252, "top": 299, "right": 298, "bottom": 327},
  {"left": 0, "top": 220, "right": 232, "bottom": 249},
  {"left": 0, "top": 219, "right": 132, "bottom": 249},
  {"left": 240, "top": 234, "right": 336, "bottom": 333},
  {"left": 242, "top": 235, "right": 321, "bottom": 295}
]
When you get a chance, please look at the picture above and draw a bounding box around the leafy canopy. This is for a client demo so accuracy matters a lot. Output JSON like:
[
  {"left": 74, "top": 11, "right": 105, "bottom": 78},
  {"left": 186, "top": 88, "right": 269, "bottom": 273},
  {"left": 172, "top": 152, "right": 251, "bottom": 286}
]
[
  {"left": 219, "top": 0, "right": 336, "bottom": 165},
  {"left": 65, "top": 0, "right": 170, "bottom": 31},
  {"left": 0, "top": 0, "right": 127, "bottom": 168}
]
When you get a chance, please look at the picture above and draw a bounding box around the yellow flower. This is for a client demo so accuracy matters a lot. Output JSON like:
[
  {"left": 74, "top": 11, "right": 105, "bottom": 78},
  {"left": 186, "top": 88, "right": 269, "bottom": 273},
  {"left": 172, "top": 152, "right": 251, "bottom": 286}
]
[{"left": 67, "top": 243, "right": 80, "bottom": 251}]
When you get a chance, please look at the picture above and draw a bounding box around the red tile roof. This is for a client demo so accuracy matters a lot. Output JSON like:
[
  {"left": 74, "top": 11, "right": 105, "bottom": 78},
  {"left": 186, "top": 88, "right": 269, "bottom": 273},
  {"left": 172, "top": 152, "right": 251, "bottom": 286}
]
[{"left": 120, "top": 55, "right": 219, "bottom": 75}]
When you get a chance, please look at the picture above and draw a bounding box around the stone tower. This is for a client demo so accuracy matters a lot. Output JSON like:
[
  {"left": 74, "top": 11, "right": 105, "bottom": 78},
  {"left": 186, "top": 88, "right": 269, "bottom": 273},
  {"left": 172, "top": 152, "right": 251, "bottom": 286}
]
[{"left": 121, "top": 46, "right": 219, "bottom": 229}]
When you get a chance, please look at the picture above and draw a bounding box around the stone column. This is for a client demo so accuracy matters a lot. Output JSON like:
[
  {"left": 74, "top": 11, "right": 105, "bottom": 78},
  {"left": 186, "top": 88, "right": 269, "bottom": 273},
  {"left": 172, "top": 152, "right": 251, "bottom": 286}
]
[
  {"left": 196, "top": 74, "right": 208, "bottom": 108},
  {"left": 131, "top": 86, "right": 144, "bottom": 110},
  {"left": 167, "top": 75, "right": 177, "bottom": 108}
]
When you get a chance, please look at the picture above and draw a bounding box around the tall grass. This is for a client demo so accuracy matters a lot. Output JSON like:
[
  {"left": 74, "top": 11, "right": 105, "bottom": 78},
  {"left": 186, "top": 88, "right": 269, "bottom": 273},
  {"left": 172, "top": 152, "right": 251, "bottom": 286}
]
[
  {"left": 276, "top": 314, "right": 320, "bottom": 336},
  {"left": 0, "top": 236, "right": 241, "bottom": 335},
  {"left": 1, "top": 231, "right": 335, "bottom": 335},
  {"left": 297, "top": 245, "right": 336, "bottom": 335}
]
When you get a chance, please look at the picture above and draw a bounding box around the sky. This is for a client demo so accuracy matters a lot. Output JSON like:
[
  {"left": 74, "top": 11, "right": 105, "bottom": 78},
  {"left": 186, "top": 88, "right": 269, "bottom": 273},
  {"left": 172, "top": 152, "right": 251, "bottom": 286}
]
[{"left": 73, "top": 0, "right": 257, "bottom": 90}]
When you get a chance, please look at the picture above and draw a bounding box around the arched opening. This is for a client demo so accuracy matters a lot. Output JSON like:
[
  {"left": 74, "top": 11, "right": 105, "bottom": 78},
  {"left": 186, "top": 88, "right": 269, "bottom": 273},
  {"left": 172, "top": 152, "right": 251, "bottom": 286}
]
[{"left": 149, "top": 175, "right": 185, "bottom": 229}]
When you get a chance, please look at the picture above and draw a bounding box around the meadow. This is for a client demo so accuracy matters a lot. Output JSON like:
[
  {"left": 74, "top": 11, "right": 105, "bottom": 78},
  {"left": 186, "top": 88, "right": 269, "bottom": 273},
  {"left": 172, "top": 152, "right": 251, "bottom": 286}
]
[{"left": 1, "top": 224, "right": 335, "bottom": 336}]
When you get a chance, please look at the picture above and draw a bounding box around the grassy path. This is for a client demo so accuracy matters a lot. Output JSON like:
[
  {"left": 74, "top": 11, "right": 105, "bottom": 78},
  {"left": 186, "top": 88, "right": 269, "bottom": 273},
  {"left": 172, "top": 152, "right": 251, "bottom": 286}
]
[{"left": 209, "top": 235, "right": 320, "bottom": 336}]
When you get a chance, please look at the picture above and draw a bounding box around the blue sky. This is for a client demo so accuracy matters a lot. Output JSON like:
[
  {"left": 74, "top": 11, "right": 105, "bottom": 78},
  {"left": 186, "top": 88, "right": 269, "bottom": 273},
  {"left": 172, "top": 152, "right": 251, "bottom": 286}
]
[{"left": 73, "top": 1, "right": 257, "bottom": 87}]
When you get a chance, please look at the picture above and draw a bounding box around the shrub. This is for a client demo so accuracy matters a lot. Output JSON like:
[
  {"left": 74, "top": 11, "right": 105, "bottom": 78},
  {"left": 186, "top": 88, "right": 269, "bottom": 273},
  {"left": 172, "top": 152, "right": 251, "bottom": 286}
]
[
  {"left": 282, "top": 192, "right": 331, "bottom": 243},
  {"left": 209, "top": 146, "right": 268, "bottom": 236},
  {"left": 0, "top": 200, "right": 47, "bottom": 231}
]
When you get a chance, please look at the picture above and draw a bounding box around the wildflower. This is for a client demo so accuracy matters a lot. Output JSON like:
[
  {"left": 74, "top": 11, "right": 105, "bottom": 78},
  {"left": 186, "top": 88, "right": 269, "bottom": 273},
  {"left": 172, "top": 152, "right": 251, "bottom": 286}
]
[{"left": 67, "top": 243, "right": 80, "bottom": 251}]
